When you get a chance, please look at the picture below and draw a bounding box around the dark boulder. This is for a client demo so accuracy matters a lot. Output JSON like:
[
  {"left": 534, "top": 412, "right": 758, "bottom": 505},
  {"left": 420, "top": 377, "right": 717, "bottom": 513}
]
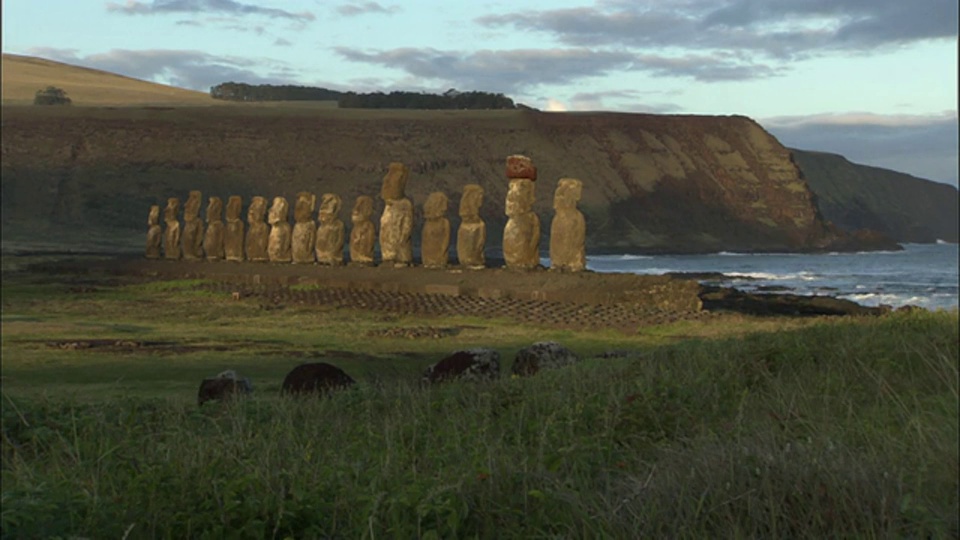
[
  {"left": 198, "top": 370, "right": 253, "bottom": 406},
  {"left": 511, "top": 341, "right": 580, "bottom": 377},
  {"left": 422, "top": 348, "right": 500, "bottom": 384},
  {"left": 699, "top": 285, "right": 889, "bottom": 317},
  {"left": 281, "top": 362, "right": 356, "bottom": 395}
]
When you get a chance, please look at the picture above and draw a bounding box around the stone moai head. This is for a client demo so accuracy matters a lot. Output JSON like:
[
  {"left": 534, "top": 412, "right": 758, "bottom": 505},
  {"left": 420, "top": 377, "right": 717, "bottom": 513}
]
[
  {"left": 184, "top": 190, "right": 202, "bottom": 221},
  {"left": 319, "top": 193, "right": 342, "bottom": 224},
  {"left": 424, "top": 192, "right": 448, "bottom": 220},
  {"left": 247, "top": 196, "right": 267, "bottom": 223},
  {"left": 380, "top": 162, "right": 409, "bottom": 201},
  {"left": 268, "top": 196, "right": 289, "bottom": 225},
  {"left": 505, "top": 179, "right": 535, "bottom": 218},
  {"left": 506, "top": 155, "right": 537, "bottom": 181},
  {"left": 226, "top": 196, "right": 243, "bottom": 221},
  {"left": 164, "top": 198, "right": 180, "bottom": 222},
  {"left": 459, "top": 184, "right": 484, "bottom": 219},
  {"left": 554, "top": 178, "right": 583, "bottom": 210},
  {"left": 352, "top": 195, "right": 373, "bottom": 223},
  {"left": 294, "top": 192, "right": 317, "bottom": 223},
  {"left": 148, "top": 205, "right": 160, "bottom": 226},
  {"left": 207, "top": 197, "right": 223, "bottom": 222}
]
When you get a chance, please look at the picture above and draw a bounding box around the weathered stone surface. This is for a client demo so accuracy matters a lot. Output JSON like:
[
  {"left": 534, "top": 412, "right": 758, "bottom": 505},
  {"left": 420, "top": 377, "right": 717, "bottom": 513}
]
[
  {"left": 421, "top": 348, "right": 501, "bottom": 384},
  {"left": 421, "top": 191, "right": 450, "bottom": 268},
  {"left": 203, "top": 196, "right": 225, "bottom": 260},
  {"left": 503, "top": 178, "right": 540, "bottom": 270},
  {"left": 349, "top": 195, "right": 376, "bottom": 265},
  {"left": 181, "top": 190, "right": 204, "bottom": 260},
  {"left": 281, "top": 362, "right": 356, "bottom": 395},
  {"left": 197, "top": 369, "right": 253, "bottom": 406},
  {"left": 511, "top": 341, "right": 580, "bottom": 377},
  {"left": 145, "top": 204, "right": 162, "bottom": 259},
  {"left": 267, "top": 196, "right": 292, "bottom": 263},
  {"left": 380, "top": 162, "right": 409, "bottom": 200},
  {"left": 699, "top": 285, "right": 889, "bottom": 317},
  {"left": 549, "top": 178, "right": 586, "bottom": 272},
  {"left": 292, "top": 191, "right": 317, "bottom": 264},
  {"left": 315, "top": 193, "right": 345, "bottom": 265},
  {"left": 163, "top": 197, "right": 181, "bottom": 260},
  {"left": 224, "top": 196, "right": 245, "bottom": 261},
  {"left": 457, "top": 184, "right": 486, "bottom": 269},
  {"left": 506, "top": 154, "right": 537, "bottom": 181},
  {"left": 380, "top": 198, "right": 414, "bottom": 266},
  {"left": 245, "top": 196, "right": 269, "bottom": 262}
]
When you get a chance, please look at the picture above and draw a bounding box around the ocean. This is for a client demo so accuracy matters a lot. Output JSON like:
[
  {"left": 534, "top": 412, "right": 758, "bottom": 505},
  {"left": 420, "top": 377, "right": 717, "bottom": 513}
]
[{"left": 584, "top": 243, "right": 959, "bottom": 311}]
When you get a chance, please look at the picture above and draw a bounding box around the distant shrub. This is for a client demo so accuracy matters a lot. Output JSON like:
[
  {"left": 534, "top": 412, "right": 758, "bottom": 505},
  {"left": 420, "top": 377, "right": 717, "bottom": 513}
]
[{"left": 34, "top": 86, "right": 72, "bottom": 105}]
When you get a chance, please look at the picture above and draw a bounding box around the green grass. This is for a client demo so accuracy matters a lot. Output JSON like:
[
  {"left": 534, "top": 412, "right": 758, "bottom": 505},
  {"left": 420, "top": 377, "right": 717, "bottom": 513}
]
[{"left": 1, "top": 267, "right": 957, "bottom": 538}]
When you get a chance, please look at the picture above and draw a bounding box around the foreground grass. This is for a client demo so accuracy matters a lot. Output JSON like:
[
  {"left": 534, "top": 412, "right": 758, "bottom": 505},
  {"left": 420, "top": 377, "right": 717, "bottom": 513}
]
[{"left": 1, "top": 269, "right": 957, "bottom": 538}]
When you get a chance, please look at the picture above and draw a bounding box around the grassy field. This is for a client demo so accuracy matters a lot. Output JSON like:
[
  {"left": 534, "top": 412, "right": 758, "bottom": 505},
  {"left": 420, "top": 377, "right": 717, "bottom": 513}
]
[{"left": 1, "top": 257, "right": 957, "bottom": 538}]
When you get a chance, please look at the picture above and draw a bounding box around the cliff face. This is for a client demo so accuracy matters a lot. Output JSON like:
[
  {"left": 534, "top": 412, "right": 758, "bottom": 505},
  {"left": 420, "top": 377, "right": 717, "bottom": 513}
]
[
  {"left": 791, "top": 150, "right": 959, "bottom": 244},
  {"left": 0, "top": 106, "right": 878, "bottom": 253}
]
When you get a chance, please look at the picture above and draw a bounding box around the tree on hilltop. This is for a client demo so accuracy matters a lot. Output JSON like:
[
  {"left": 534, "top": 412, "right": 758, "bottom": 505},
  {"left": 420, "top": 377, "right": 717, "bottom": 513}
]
[{"left": 34, "top": 86, "right": 72, "bottom": 106}]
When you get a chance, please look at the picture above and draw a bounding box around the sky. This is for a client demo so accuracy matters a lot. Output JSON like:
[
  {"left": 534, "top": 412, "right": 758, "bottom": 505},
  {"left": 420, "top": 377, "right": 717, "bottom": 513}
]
[{"left": 3, "top": 0, "right": 958, "bottom": 186}]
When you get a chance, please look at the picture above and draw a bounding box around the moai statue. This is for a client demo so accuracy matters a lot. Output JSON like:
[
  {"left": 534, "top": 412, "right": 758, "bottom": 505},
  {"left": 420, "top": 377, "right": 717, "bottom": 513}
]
[
  {"left": 315, "top": 193, "right": 345, "bottom": 265},
  {"left": 203, "top": 196, "right": 225, "bottom": 261},
  {"left": 224, "top": 196, "right": 245, "bottom": 261},
  {"left": 421, "top": 191, "right": 450, "bottom": 268},
  {"left": 349, "top": 195, "right": 376, "bottom": 266},
  {"left": 502, "top": 155, "right": 540, "bottom": 270},
  {"left": 145, "top": 205, "right": 162, "bottom": 259},
  {"left": 181, "top": 190, "right": 205, "bottom": 260},
  {"left": 549, "top": 178, "right": 586, "bottom": 272},
  {"left": 291, "top": 191, "right": 317, "bottom": 264},
  {"left": 267, "top": 196, "right": 292, "bottom": 263},
  {"left": 456, "top": 184, "right": 485, "bottom": 269},
  {"left": 244, "top": 196, "right": 269, "bottom": 262},
  {"left": 378, "top": 162, "right": 414, "bottom": 267},
  {"left": 163, "top": 197, "right": 182, "bottom": 260}
]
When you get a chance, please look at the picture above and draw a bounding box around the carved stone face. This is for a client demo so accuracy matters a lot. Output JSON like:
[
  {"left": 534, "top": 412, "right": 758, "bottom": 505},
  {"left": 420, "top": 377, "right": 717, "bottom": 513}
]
[
  {"left": 553, "top": 178, "right": 583, "bottom": 210},
  {"left": 423, "top": 192, "right": 448, "bottom": 219},
  {"left": 247, "top": 196, "right": 266, "bottom": 223},
  {"left": 148, "top": 205, "right": 160, "bottom": 226},
  {"left": 380, "top": 162, "right": 409, "bottom": 200},
  {"left": 351, "top": 195, "right": 373, "bottom": 223},
  {"left": 268, "top": 197, "right": 289, "bottom": 225},
  {"left": 505, "top": 179, "right": 534, "bottom": 218},
  {"left": 459, "top": 184, "right": 484, "bottom": 218},
  {"left": 207, "top": 197, "right": 223, "bottom": 222},
  {"left": 184, "top": 190, "right": 202, "bottom": 220},
  {"left": 294, "top": 192, "right": 316, "bottom": 223},
  {"left": 226, "top": 196, "right": 243, "bottom": 221},
  {"left": 319, "top": 193, "right": 341, "bottom": 225},
  {"left": 164, "top": 198, "right": 180, "bottom": 222}
]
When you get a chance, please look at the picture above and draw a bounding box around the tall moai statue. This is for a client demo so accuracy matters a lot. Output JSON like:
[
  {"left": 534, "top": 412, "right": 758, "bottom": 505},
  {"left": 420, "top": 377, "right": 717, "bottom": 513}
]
[
  {"left": 456, "top": 184, "right": 485, "bottom": 269},
  {"left": 244, "top": 196, "right": 269, "bottom": 262},
  {"left": 378, "top": 162, "right": 414, "bottom": 267},
  {"left": 163, "top": 197, "right": 182, "bottom": 260},
  {"left": 267, "top": 196, "right": 292, "bottom": 263},
  {"left": 203, "top": 196, "right": 225, "bottom": 261},
  {"left": 549, "top": 178, "right": 586, "bottom": 272},
  {"left": 224, "top": 196, "right": 245, "bottom": 261},
  {"left": 145, "top": 205, "right": 162, "bottom": 259},
  {"left": 315, "top": 193, "right": 345, "bottom": 265},
  {"left": 502, "top": 155, "right": 540, "bottom": 270},
  {"left": 181, "top": 190, "right": 205, "bottom": 260},
  {"left": 349, "top": 195, "right": 376, "bottom": 266},
  {"left": 421, "top": 191, "right": 450, "bottom": 268},
  {"left": 291, "top": 191, "right": 317, "bottom": 264}
]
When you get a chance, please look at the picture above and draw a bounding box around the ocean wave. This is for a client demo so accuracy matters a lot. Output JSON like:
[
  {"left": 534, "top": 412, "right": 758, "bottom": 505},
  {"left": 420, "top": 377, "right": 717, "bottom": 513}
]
[
  {"left": 726, "top": 271, "right": 818, "bottom": 281},
  {"left": 839, "top": 292, "right": 929, "bottom": 307}
]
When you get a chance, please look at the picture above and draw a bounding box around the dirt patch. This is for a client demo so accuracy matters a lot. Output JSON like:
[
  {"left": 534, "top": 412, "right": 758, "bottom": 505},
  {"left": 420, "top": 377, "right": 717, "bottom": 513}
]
[
  {"left": 367, "top": 326, "right": 464, "bottom": 339},
  {"left": 43, "top": 339, "right": 230, "bottom": 353}
]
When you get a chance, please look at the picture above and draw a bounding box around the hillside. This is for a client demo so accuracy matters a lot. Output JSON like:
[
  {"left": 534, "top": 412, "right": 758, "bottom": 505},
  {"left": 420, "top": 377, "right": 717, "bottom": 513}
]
[
  {"left": 0, "top": 53, "right": 217, "bottom": 106},
  {"left": 792, "top": 150, "right": 959, "bottom": 243}
]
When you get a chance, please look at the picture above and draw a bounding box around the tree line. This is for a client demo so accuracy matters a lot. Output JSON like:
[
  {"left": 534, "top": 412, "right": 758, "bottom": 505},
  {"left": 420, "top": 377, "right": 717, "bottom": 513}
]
[
  {"left": 210, "top": 83, "right": 343, "bottom": 102},
  {"left": 210, "top": 83, "right": 516, "bottom": 109}
]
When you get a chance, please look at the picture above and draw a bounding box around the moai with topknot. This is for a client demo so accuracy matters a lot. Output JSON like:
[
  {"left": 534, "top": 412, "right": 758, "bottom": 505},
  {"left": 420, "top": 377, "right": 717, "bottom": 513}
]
[
  {"left": 224, "top": 196, "right": 245, "bottom": 261},
  {"left": 291, "top": 191, "right": 317, "bottom": 264},
  {"left": 549, "top": 178, "right": 586, "bottom": 272},
  {"left": 349, "top": 195, "right": 376, "bottom": 266},
  {"left": 145, "top": 205, "right": 162, "bottom": 259},
  {"left": 244, "top": 196, "right": 269, "bottom": 262},
  {"left": 267, "top": 196, "right": 292, "bottom": 263},
  {"left": 203, "top": 196, "right": 225, "bottom": 260},
  {"left": 378, "top": 162, "right": 414, "bottom": 267},
  {"left": 502, "top": 155, "right": 540, "bottom": 270},
  {"left": 163, "top": 197, "right": 182, "bottom": 260},
  {"left": 181, "top": 190, "right": 205, "bottom": 260},
  {"left": 315, "top": 193, "right": 345, "bottom": 265},
  {"left": 421, "top": 191, "right": 450, "bottom": 268},
  {"left": 456, "top": 184, "right": 485, "bottom": 269}
]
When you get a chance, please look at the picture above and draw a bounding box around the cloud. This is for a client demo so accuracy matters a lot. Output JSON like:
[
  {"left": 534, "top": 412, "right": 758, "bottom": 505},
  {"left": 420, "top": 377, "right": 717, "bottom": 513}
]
[
  {"left": 27, "top": 47, "right": 298, "bottom": 91},
  {"left": 106, "top": 0, "right": 315, "bottom": 22},
  {"left": 336, "top": 1, "right": 400, "bottom": 17},
  {"left": 273, "top": 37, "right": 292, "bottom": 47},
  {"left": 545, "top": 98, "right": 567, "bottom": 112},
  {"left": 762, "top": 111, "right": 959, "bottom": 186},
  {"left": 569, "top": 90, "right": 683, "bottom": 113}
]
